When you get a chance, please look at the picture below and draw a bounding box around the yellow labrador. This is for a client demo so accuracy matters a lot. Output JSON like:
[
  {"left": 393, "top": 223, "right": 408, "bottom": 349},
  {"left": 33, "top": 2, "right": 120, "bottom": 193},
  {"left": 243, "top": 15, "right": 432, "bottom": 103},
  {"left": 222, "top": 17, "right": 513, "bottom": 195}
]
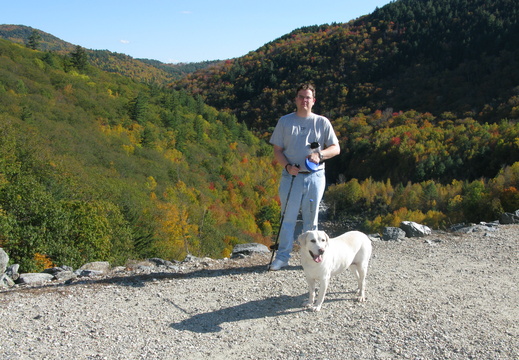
[{"left": 298, "top": 230, "right": 372, "bottom": 311}]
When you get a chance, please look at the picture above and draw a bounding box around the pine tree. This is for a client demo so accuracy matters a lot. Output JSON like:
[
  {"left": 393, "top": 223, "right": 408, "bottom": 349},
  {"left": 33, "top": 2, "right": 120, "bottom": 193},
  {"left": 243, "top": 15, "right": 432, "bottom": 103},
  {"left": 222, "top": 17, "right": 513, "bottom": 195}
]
[
  {"left": 26, "top": 30, "right": 41, "bottom": 50},
  {"left": 70, "top": 45, "right": 88, "bottom": 71}
]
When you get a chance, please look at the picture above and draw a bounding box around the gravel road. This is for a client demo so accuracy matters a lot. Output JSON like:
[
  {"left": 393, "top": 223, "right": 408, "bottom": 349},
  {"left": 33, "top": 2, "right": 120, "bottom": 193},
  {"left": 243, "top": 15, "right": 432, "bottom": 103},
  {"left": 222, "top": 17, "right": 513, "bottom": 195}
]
[{"left": 1, "top": 225, "right": 518, "bottom": 360}]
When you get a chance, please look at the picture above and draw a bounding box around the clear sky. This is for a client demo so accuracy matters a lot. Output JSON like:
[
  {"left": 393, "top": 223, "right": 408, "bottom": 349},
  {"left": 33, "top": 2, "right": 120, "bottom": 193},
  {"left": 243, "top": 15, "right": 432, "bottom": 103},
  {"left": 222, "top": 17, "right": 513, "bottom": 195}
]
[{"left": 1, "top": 0, "right": 394, "bottom": 64}]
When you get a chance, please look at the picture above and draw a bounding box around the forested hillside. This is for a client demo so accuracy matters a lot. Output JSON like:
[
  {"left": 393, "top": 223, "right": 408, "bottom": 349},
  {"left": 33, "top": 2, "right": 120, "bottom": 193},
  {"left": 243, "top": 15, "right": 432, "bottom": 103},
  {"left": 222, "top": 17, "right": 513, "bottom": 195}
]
[
  {"left": 173, "top": 0, "right": 519, "bottom": 132},
  {"left": 171, "top": 0, "right": 519, "bottom": 231},
  {"left": 0, "top": 39, "right": 279, "bottom": 272},
  {"left": 1, "top": 0, "right": 519, "bottom": 273}
]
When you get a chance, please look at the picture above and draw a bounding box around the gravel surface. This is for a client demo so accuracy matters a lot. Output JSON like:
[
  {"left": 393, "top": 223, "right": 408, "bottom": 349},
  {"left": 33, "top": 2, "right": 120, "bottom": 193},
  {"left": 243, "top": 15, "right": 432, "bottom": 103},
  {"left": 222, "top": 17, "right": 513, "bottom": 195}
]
[{"left": 1, "top": 225, "right": 518, "bottom": 360}]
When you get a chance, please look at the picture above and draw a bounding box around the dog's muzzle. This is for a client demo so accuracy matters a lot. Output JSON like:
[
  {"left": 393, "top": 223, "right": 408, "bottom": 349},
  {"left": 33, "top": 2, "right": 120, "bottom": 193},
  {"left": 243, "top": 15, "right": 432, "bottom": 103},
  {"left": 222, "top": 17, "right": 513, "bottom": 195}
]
[{"left": 310, "top": 249, "right": 324, "bottom": 263}]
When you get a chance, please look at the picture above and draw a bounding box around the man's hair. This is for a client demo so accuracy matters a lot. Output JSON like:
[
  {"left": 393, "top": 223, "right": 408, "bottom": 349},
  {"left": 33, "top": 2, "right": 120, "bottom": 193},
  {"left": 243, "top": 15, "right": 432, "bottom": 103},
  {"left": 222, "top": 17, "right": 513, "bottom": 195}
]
[{"left": 296, "top": 83, "right": 316, "bottom": 98}]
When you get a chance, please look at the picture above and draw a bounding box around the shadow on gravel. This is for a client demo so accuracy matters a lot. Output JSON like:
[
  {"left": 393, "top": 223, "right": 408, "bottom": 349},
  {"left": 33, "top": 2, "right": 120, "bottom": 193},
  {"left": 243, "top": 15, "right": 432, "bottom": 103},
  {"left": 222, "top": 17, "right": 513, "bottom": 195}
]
[
  {"left": 4, "top": 264, "right": 301, "bottom": 293},
  {"left": 169, "top": 293, "right": 307, "bottom": 333}
]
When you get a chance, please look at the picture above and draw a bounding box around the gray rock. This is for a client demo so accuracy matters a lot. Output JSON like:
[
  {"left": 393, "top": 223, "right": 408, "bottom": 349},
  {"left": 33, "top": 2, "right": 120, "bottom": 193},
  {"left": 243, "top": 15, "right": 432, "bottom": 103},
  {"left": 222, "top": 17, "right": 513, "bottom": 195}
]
[
  {"left": 231, "top": 243, "right": 270, "bottom": 258},
  {"left": 17, "top": 273, "right": 54, "bottom": 285},
  {"left": 6, "top": 264, "right": 20, "bottom": 281},
  {"left": 454, "top": 224, "right": 498, "bottom": 233},
  {"left": 0, "top": 273, "right": 15, "bottom": 288},
  {"left": 0, "top": 248, "right": 8, "bottom": 274},
  {"left": 183, "top": 254, "right": 199, "bottom": 263},
  {"left": 450, "top": 223, "right": 467, "bottom": 231},
  {"left": 368, "top": 234, "right": 382, "bottom": 241},
  {"left": 79, "top": 261, "right": 111, "bottom": 274},
  {"left": 43, "top": 266, "right": 66, "bottom": 276},
  {"left": 75, "top": 269, "right": 104, "bottom": 277},
  {"left": 148, "top": 258, "right": 176, "bottom": 267},
  {"left": 500, "top": 212, "right": 519, "bottom": 224},
  {"left": 54, "top": 270, "right": 77, "bottom": 281},
  {"left": 400, "top": 221, "right": 432, "bottom": 237},
  {"left": 382, "top": 227, "right": 406, "bottom": 241},
  {"left": 112, "top": 266, "right": 127, "bottom": 273}
]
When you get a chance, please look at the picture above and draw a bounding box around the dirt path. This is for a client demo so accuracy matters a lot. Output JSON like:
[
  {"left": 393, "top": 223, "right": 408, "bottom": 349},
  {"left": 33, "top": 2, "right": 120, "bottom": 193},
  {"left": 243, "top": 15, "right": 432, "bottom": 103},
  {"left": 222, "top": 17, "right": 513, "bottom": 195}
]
[{"left": 1, "top": 225, "right": 518, "bottom": 359}]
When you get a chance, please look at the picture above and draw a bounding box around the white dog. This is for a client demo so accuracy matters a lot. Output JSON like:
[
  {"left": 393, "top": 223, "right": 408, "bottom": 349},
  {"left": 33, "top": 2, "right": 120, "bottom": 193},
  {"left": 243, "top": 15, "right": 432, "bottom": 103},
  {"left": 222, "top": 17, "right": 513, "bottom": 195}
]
[{"left": 298, "top": 230, "right": 372, "bottom": 311}]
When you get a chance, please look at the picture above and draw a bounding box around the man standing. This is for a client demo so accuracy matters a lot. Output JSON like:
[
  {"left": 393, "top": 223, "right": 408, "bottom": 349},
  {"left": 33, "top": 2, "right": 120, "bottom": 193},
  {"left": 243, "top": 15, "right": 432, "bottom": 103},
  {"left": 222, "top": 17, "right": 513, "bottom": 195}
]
[{"left": 269, "top": 83, "right": 340, "bottom": 270}]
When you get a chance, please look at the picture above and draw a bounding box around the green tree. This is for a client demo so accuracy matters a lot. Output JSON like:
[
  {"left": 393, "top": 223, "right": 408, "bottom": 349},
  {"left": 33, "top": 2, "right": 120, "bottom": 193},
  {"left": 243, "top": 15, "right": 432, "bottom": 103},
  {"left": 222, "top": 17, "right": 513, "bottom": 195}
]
[
  {"left": 70, "top": 45, "right": 88, "bottom": 71},
  {"left": 128, "top": 93, "right": 149, "bottom": 124},
  {"left": 26, "top": 30, "right": 42, "bottom": 50}
]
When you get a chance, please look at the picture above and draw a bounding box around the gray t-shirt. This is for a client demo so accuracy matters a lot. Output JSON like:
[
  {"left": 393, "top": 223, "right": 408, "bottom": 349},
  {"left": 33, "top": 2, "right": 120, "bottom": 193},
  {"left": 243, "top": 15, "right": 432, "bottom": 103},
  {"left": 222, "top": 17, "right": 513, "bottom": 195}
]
[{"left": 270, "top": 112, "right": 339, "bottom": 172}]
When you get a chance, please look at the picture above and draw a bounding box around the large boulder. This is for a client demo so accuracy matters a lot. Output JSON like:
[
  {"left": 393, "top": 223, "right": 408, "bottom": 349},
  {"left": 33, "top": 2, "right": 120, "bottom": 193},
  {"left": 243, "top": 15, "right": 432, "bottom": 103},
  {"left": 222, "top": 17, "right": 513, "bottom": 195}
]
[
  {"left": 231, "top": 243, "right": 270, "bottom": 258},
  {"left": 43, "top": 266, "right": 77, "bottom": 281},
  {"left": 79, "top": 261, "right": 111, "bottom": 273},
  {"left": 400, "top": 221, "right": 432, "bottom": 238},
  {"left": 500, "top": 210, "right": 519, "bottom": 224},
  {"left": 382, "top": 227, "right": 406, "bottom": 241},
  {"left": 17, "top": 272, "right": 54, "bottom": 285}
]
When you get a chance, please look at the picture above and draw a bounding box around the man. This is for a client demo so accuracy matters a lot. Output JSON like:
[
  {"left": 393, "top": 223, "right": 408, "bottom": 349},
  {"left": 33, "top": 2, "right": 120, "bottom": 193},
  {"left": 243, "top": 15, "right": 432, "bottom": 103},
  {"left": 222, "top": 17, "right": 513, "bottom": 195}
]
[{"left": 269, "top": 83, "right": 340, "bottom": 270}]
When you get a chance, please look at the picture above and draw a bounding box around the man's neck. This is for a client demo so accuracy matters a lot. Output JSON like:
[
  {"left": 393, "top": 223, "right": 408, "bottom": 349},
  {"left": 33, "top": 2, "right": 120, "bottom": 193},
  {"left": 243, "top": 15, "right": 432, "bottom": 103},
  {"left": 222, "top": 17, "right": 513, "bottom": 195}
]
[{"left": 296, "top": 110, "right": 313, "bottom": 118}]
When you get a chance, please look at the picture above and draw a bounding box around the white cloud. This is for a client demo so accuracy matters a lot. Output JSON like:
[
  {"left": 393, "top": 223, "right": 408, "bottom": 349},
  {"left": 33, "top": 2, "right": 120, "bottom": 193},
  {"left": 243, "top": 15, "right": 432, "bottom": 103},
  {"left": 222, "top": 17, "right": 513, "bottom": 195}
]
[
  {"left": 180, "top": 11, "right": 192, "bottom": 14},
  {"left": 120, "top": 40, "right": 130, "bottom": 44}
]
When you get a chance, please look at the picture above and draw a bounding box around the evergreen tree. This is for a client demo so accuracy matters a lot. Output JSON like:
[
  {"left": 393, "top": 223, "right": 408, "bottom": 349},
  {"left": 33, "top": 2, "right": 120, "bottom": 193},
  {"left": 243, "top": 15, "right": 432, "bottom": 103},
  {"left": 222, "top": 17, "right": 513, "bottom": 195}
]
[
  {"left": 70, "top": 45, "right": 88, "bottom": 71},
  {"left": 26, "top": 30, "right": 42, "bottom": 50}
]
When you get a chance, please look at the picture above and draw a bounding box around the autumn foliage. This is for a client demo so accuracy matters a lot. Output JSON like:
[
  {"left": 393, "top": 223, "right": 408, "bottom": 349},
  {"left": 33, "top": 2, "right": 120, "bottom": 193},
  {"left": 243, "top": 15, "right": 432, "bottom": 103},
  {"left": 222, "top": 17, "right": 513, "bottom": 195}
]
[
  {"left": 1, "top": 0, "right": 519, "bottom": 273},
  {"left": 0, "top": 39, "right": 278, "bottom": 272}
]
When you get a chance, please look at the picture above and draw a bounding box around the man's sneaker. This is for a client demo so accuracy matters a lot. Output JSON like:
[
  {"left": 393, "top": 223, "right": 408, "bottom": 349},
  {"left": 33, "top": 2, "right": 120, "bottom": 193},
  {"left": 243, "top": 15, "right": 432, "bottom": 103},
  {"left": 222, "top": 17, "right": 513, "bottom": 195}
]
[{"left": 269, "top": 259, "right": 288, "bottom": 271}]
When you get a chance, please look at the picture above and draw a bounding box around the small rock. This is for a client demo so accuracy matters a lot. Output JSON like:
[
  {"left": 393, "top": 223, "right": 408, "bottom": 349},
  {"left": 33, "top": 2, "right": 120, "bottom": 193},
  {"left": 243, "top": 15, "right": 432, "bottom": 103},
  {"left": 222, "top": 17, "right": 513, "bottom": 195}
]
[
  {"left": 17, "top": 273, "right": 54, "bottom": 285},
  {"left": 79, "top": 261, "right": 111, "bottom": 274}
]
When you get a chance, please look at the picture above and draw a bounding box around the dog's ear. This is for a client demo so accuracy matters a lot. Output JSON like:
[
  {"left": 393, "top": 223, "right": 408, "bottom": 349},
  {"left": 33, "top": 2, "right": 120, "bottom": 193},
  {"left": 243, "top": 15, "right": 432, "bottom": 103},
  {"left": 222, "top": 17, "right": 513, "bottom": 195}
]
[
  {"left": 298, "top": 231, "right": 309, "bottom": 246},
  {"left": 319, "top": 230, "right": 329, "bottom": 242}
]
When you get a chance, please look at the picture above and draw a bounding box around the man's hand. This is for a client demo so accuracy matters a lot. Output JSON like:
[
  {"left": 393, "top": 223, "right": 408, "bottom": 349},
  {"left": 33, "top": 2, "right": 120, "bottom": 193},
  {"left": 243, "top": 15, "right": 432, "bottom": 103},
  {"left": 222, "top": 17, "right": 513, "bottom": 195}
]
[
  {"left": 286, "top": 163, "right": 300, "bottom": 176},
  {"left": 308, "top": 152, "right": 321, "bottom": 164}
]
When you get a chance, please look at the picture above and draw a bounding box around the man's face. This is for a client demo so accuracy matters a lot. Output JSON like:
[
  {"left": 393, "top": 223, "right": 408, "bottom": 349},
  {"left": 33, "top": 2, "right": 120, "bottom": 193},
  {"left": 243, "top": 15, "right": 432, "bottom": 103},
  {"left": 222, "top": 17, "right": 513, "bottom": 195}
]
[{"left": 295, "top": 89, "right": 315, "bottom": 113}]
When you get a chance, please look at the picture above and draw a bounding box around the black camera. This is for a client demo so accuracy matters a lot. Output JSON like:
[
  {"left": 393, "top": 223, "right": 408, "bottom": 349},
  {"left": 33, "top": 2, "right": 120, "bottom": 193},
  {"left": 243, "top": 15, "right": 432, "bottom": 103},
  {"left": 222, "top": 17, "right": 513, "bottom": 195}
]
[{"left": 310, "top": 142, "right": 320, "bottom": 149}]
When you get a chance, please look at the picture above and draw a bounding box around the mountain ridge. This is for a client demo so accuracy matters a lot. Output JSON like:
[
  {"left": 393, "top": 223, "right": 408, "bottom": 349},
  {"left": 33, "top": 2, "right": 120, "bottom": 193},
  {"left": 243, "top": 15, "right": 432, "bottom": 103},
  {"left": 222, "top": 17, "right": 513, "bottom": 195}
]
[{"left": 0, "top": 24, "right": 220, "bottom": 83}]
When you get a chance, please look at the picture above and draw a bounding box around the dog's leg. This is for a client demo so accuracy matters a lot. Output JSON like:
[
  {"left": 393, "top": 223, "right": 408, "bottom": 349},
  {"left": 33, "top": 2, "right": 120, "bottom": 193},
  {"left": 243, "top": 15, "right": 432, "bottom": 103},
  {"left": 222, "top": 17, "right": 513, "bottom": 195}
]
[
  {"left": 311, "top": 276, "right": 329, "bottom": 311},
  {"left": 302, "top": 278, "right": 317, "bottom": 308},
  {"left": 356, "top": 264, "right": 368, "bottom": 302},
  {"left": 349, "top": 264, "right": 360, "bottom": 293}
]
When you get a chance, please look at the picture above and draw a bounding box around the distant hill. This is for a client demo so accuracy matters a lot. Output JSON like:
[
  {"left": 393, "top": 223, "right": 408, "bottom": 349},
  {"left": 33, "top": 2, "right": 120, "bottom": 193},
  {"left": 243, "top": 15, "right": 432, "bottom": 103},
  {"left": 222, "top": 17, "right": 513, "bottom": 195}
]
[
  {"left": 0, "top": 24, "right": 218, "bottom": 83},
  {"left": 138, "top": 58, "right": 223, "bottom": 79},
  {"left": 0, "top": 24, "right": 75, "bottom": 52}
]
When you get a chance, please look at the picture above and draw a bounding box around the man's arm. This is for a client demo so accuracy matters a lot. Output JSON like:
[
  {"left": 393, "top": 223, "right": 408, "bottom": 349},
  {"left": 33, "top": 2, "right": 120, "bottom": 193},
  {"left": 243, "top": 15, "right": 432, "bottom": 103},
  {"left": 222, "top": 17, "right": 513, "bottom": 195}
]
[
  {"left": 321, "top": 143, "right": 340, "bottom": 160},
  {"left": 273, "top": 145, "right": 299, "bottom": 175},
  {"left": 308, "top": 143, "right": 340, "bottom": 164}
]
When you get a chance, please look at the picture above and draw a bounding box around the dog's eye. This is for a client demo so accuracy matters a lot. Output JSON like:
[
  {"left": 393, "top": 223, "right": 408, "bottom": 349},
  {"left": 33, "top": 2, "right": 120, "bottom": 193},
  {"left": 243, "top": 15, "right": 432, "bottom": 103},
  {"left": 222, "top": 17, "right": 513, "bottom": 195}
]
[{"left": 310, "top": 239, "right": 316, "bottom": 243}]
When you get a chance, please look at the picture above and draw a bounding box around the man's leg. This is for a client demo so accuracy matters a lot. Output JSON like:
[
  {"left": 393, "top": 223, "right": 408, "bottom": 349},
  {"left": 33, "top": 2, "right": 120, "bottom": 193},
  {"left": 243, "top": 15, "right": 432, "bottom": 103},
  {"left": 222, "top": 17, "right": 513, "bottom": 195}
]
[
  {"left": 301, "top": 171, "right": 326, "bottom": 232},
  {"left": 275, "top": 173, "right": 304, "bottom": 263}
]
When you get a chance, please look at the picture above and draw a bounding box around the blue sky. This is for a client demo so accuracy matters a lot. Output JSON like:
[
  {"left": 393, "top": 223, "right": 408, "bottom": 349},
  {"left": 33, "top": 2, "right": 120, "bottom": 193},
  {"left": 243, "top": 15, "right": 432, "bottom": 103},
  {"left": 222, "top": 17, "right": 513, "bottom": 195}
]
[{"left": 2, "top": 0, "right": 394, "bottom": 64}]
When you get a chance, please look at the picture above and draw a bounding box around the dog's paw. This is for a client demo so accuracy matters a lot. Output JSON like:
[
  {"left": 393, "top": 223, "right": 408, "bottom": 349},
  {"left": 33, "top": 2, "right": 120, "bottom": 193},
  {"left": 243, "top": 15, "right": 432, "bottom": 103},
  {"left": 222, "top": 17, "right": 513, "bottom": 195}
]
[
  {"left": 302, "top": 300, "right": 314, "bottom": 308},
  {"left": 310, "top": 305, "right": 322, "bottom": 312},
  {"left": 357, "top": 295, "right": 367, "bottom": 303}
]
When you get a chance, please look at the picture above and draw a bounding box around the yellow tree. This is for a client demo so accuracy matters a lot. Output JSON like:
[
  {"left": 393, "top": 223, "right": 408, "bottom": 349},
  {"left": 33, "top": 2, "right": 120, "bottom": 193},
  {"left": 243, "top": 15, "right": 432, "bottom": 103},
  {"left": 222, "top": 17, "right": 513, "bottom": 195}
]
[{"left": 153, "top": 182, "right": 199, "bottom": 260}]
